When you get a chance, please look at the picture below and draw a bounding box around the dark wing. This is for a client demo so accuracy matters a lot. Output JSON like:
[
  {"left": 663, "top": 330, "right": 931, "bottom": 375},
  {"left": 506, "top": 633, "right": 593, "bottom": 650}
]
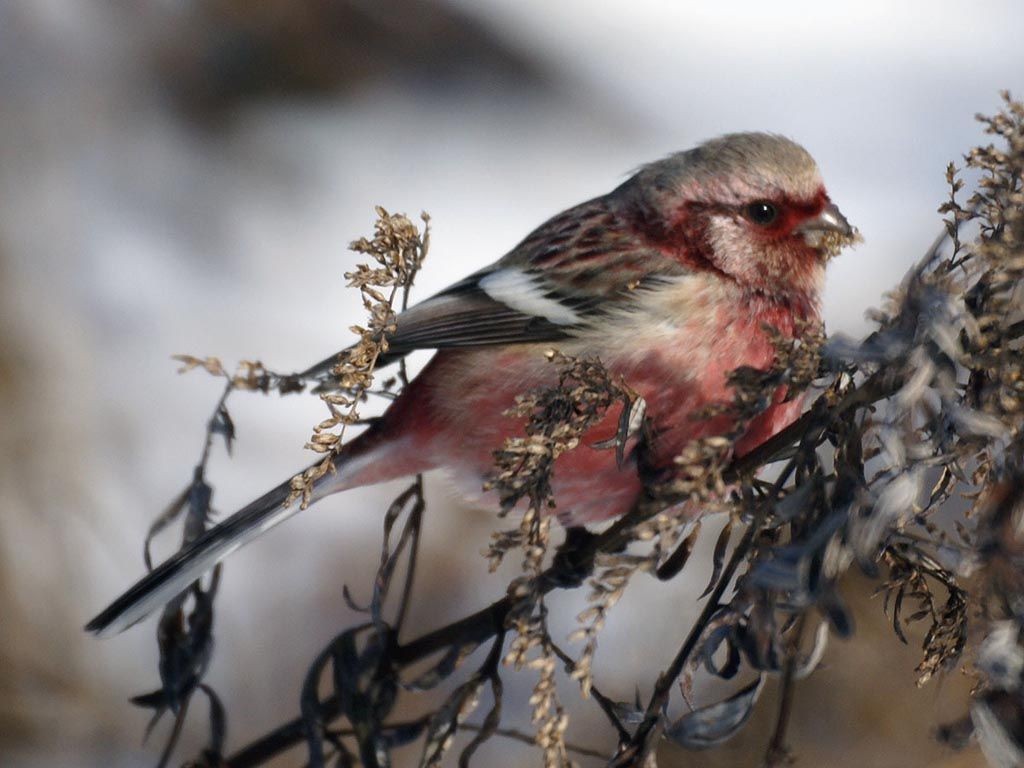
[
  {"left": 301, "top": 273, "right": 589, "bottom": 378},
  {"left": 302, "top": 194, "right": 687, "bottom": 381}
]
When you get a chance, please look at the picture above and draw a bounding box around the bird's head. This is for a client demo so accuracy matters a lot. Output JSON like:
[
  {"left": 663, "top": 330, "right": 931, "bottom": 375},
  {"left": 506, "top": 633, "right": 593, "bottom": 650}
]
[{"left": 632, "top": 132, "right": 856, "bottom": 301}]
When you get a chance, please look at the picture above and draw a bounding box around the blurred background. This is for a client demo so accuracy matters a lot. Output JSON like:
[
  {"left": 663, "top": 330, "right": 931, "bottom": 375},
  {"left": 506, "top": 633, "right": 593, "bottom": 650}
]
[{"left": 2, "top": 1, "right": 1022, "bottom": 766}]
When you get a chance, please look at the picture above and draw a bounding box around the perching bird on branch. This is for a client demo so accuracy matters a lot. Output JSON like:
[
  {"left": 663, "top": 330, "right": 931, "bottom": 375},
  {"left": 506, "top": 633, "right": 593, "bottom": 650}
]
[{"left": 88, "top": 132, "right": 854, "bottom": 636}]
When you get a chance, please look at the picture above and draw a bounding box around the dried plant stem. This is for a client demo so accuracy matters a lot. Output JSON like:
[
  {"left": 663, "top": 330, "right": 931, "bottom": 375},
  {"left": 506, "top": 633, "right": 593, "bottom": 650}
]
[
  {"left": 764, "top": 612, "right": 807, "bottom": 767},
  {"left": 458, "top": 723, "right": 607, "bottom": 760},
  {"left": 546, "top": 638, "right": 631, "bottom": 744},
  {"left": 392, "top": 474, "right": 424, "bottom": 635},
  {"left": 226, "top": 715, "right": 606, "bottom": 768},
  {"left": 608, "top": 502, "right": 770, "bottom": 766}
]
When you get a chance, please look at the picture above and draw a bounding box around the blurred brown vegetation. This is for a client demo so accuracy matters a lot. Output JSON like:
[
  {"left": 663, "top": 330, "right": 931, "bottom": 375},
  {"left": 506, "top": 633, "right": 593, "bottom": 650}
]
[{"left": 154, "top": 0, "right": 546, "bottom": 121}]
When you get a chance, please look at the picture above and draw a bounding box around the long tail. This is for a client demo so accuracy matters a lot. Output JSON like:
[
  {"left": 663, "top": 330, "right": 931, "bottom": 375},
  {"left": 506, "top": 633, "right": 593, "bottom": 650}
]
[{"left": 86, "top": 437, "right": 396, "bottom": 637}]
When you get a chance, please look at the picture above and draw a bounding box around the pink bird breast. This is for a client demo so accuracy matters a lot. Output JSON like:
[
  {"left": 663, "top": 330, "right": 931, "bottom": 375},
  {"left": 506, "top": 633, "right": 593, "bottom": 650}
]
[{"left": 347, "top": 275, "right": 817, "bottom": 526}]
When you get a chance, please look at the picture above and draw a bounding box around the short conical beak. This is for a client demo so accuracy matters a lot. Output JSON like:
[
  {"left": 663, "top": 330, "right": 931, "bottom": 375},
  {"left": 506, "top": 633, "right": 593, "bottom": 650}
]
[{"left": 797, "top": 202, "right": 854, "bottom": 247}]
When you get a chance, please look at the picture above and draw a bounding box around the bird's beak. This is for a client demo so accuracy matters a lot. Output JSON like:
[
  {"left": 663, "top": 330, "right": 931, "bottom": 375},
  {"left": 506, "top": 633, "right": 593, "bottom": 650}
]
[{"left": 797, "top": 202, "right": 855, "bottom": 251}]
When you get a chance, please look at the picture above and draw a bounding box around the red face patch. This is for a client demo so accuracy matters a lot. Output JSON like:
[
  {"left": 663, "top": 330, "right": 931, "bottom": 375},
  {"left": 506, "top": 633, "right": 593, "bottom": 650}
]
[{"left": 742, "top": 187, "right": 829, "bottom": 240}]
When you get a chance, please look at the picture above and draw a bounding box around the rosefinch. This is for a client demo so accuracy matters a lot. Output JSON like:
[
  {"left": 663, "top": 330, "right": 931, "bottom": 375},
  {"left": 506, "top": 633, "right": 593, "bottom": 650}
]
[{"left": 88, "top": 132, "right": 853, "bottom": 635}]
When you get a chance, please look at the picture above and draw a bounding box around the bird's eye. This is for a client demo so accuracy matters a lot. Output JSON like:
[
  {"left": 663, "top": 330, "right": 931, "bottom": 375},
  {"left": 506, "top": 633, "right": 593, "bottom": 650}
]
[{"left": 744, "top": 201, "right": 778, "bottom": 226}]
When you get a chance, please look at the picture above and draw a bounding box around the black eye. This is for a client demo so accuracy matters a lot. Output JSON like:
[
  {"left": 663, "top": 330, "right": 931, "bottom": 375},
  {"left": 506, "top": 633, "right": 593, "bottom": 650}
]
[{"left": 744, "top": 201, "right": 778, "bottom": 226}]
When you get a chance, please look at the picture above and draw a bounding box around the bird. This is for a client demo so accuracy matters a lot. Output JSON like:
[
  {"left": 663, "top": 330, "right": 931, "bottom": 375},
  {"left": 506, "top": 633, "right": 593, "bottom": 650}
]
[{"left": 87, "top": 132, "right": 854, "bottom": 636}]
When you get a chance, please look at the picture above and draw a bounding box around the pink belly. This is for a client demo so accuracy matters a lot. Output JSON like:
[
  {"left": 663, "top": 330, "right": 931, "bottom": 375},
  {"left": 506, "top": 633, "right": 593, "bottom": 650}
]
[{"left": 372, "top": 339, "right": 802, "bottom": 525}]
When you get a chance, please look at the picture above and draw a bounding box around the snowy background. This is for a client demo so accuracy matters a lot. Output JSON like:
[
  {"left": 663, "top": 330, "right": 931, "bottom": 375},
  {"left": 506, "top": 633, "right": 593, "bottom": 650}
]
[{"left": 1, "top": 1, "right": 1022, "bottom": 766}]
